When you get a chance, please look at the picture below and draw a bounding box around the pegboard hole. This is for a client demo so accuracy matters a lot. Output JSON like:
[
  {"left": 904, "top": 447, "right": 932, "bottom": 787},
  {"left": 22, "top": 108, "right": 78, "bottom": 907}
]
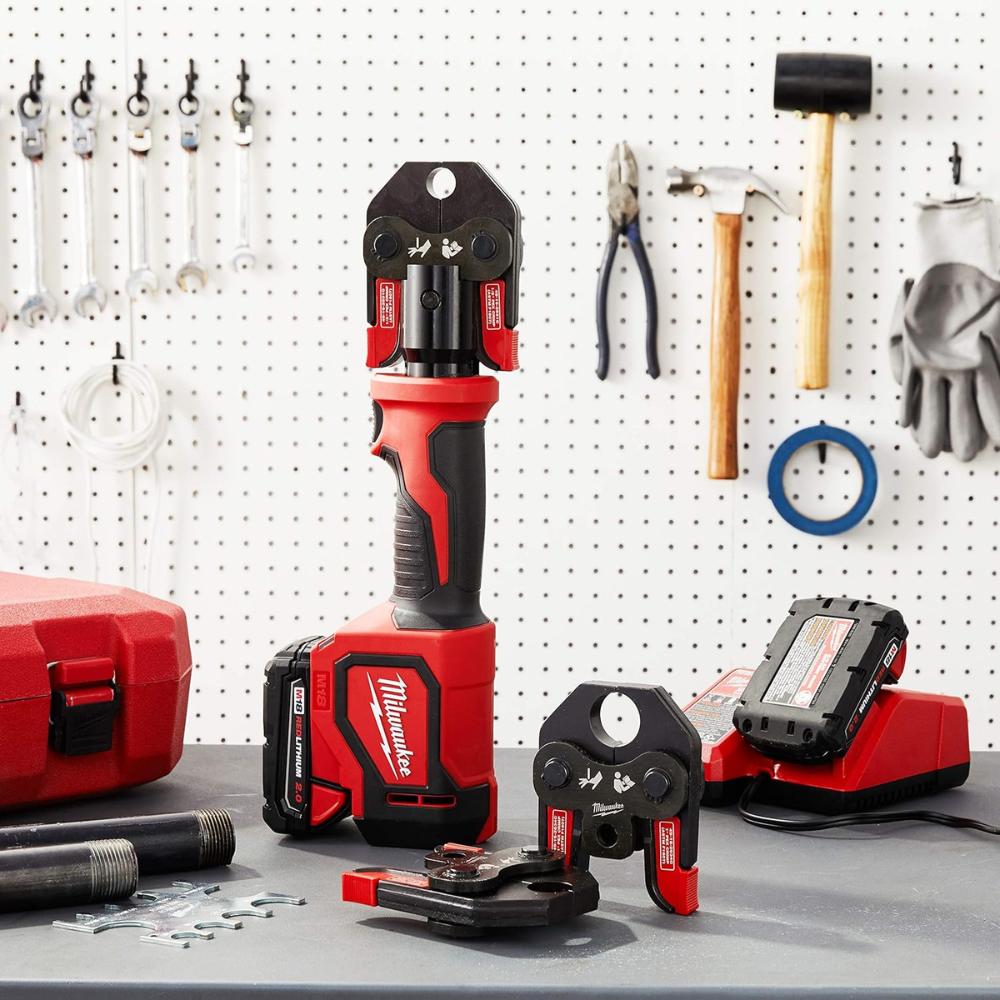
[{"left": 426, "top": 167, "right": 456, "bottom": 200}]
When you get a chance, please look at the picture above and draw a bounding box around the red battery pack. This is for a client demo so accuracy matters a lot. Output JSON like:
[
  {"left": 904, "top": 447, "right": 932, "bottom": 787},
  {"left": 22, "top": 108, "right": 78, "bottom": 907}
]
[{"left": 0, "top": 573, "right": 192, "bottom": 810}]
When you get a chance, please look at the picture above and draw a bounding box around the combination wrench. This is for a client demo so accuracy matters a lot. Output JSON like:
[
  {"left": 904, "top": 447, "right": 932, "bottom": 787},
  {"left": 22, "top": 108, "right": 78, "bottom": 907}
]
[
  {"left": 229, "top": 88, "right": 256, "bottom": 271},
  {"left": 126, "top": 87, "right": 158, "bottom": 299},
  {"left": 69, "top": 78, "right": 107, "bottom": 316},
  {"left": 18, "top": 74, "right": 57, "bottom": 327},
  {"left": 176, "top": 72, "right": 207, "bottom": 292}
]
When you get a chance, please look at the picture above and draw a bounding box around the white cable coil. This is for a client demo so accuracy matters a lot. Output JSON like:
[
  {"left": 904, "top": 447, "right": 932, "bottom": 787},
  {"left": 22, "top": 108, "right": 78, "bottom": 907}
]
[{"left": 59, "top": 360, "right": 167, "bottom": 592}]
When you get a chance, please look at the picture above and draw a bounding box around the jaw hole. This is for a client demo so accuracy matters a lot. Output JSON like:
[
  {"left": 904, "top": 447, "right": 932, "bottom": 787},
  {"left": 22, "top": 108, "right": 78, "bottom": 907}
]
[
  {"left": 590, "top": 692, "right": 640, "bottom": 748},
  {"left": 426, "top": 167, "right": 456, "bottom": 200}
]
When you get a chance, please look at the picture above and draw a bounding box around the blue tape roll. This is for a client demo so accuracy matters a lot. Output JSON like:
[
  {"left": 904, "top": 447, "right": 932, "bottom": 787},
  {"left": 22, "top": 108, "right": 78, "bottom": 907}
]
[{"left": 767, "top": 426, "right": 877, "bottom": 536}]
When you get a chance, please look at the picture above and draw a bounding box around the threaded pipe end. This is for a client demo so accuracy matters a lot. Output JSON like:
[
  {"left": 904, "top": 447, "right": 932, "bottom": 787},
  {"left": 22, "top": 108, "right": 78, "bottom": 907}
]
[
  {"left": 194, "top": 808, "right": 237, "bottom": 868},
  {"left": 86, "top": 839, "right": 139, "bottom": 902}
]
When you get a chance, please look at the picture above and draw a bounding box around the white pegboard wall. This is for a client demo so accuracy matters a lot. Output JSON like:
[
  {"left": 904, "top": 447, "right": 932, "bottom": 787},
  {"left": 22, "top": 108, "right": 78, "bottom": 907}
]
[{"left": 0, "top": 3, "right": 997, "bottom": 749}]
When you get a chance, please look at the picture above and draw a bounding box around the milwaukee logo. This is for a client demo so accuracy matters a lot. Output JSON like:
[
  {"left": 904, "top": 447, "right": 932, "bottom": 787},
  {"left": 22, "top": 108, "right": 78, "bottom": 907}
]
[
  {"left": 367, "top": 672, "right": 415, "bottom": 779},
  {"left": 592, "top": 802, "right": 624, "bottom": 817}
]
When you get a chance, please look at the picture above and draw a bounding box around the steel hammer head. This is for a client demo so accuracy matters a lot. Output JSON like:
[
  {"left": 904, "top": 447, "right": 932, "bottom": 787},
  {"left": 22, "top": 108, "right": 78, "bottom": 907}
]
[
  {"left": 666, "top": 167, "right": 789, "bottom": 217},
  {"left": 774, "top": 52, "right": 873, "bottom": 117}
]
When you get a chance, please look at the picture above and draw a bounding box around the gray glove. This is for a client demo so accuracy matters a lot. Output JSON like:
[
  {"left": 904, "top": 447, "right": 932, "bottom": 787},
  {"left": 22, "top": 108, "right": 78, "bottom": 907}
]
[{"left": 890, "top": 198, "right": 1000, "bottom": 461}]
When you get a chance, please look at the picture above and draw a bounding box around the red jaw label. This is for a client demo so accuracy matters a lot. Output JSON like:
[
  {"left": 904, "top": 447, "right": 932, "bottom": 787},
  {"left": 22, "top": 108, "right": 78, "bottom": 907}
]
[{"left": 347, "top": 666, "right": 428, "bottom": 786}]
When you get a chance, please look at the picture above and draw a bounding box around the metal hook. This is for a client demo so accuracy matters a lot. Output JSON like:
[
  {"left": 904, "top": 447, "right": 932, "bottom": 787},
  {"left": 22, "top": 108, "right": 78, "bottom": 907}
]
[
  {"left": 28, "top": 59, "right": 43, "bottom": 102},
  {"left": 179, "top": 59, "right": 200, "bottom": 116},
  {"left": 817, "top": 419, "right": 827, "bottom": 465},
  {"left": 950, "top": 142, "right": 962, "bottom": 188},
  {"left": 127, "top": 58, "right": 149, "bottom": 118},
  {"left": 184, "top": 59, "right": 198, "bottom": 101},
  {"left": 71, "top": 60, "right": 95, "bottom": 118},
  {"left": 134, "top": 58, "right": 147, "bottom": 100},
  {"left": 12, "top": 391, "right": 22, "bottom": 436},
  {"left": 237, "top": 59, "right": 249, "bottom": 102},
  {"left": 112, "top": 342, "right": 125, "bottom": 387}
]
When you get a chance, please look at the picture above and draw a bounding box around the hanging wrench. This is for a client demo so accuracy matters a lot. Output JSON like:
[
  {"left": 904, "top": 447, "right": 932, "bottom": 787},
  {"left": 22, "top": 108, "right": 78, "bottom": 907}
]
[
  {"left": 126, "top": 89, "right": 158, "bottom": 299},
  {"left": 228, "top": 91, "right": 256, "bottom": 271},
  {"left": 69, "top": 87, "right": 107, "bottom": 316},
  {"left": 176, "top": 85, "right": 207, "bottom": 292},
  {"left": 17, "top": 84, "right": 56, "bottom": 326}
]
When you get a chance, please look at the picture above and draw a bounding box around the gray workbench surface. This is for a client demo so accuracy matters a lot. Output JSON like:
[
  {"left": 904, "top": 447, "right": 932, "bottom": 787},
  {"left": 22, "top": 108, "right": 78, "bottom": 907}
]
[{"left": 0, "top": 747, "right": 997, "bottom": 999}]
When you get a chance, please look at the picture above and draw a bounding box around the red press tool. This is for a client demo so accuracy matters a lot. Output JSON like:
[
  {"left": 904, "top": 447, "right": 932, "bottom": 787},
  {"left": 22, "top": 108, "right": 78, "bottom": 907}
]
[{"left": 263, "top": 162, "right": 521, "bottom": 847}]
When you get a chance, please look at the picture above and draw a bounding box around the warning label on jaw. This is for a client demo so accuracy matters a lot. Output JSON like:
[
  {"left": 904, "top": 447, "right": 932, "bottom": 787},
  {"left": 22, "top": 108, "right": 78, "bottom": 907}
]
[
  {"left": 378, "top": 281, "right": 396, "bottom": 328},
  {"left": 657, "top": 819, "right": 677, "bottom": 872},
  {"left": 763, "top": 615, "right": 856, "bottom": 708},
  {"left": 484, "top": 282, "right": 503, "bottom": 331},
  {"left": 549, "top": 808, "right": 569, "bottom": 855}
]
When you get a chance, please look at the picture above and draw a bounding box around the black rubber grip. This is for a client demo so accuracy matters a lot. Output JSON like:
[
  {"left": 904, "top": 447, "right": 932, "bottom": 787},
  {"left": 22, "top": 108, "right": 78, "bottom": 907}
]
[{"left": 381, "top": 420, "right": 489, "bottom": 631}]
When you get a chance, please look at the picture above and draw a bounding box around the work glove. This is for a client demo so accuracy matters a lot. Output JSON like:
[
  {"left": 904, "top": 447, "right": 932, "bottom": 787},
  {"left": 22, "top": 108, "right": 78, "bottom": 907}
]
[{"left": 889, "top": 197, "right": 1000, "bottom": 460}]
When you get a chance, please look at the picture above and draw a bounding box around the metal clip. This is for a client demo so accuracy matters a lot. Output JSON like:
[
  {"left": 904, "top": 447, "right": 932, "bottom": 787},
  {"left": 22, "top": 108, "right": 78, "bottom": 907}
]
[
  {"left": 17, "top": 61, "right": 48, "bottom": 160},
  {"left": 69, "top": 61, "right": 99, "bottom": 158},
  {"left": 127, "top": 60, "right": 153, "bottom": 154},
  {"left": 178, "top": 59, "right": 202, "bottom": 151},
  {"left": 231, "top": 60, "right": 254, "bottom": 146}
]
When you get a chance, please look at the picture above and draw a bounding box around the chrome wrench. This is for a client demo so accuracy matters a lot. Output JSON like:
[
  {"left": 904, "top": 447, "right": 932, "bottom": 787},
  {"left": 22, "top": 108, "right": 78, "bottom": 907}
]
[
  {"left": 228, "top": 93, "right": 255, "bottom": 271},
  {"left": 126, "top": 91, "right": 158, "bottom": 299},
  {"left": 17, "top": 88, "right": 56, "bottom": 326},
  {"left": 69, "top": 89, "right": 107, "bottom": 316},
  {"left": 176, "top": 90, "right": 207, "bottom": 291}
]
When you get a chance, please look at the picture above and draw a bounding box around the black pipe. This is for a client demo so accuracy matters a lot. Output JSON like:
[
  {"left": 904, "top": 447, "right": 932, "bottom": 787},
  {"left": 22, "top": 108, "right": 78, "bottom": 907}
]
[
  {"left": 0, "top": 809, "right": 235, "bottom": 875},
  {"left": 0, "top": 839, "right": 137, "bottom": 912}
]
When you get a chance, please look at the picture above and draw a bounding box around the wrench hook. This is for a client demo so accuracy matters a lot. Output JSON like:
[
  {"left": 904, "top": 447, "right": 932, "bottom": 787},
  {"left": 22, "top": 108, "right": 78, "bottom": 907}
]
[
  {"left": 28, "top": 60, "right": 43, "bottom": 103},
  {"left": 71, "top": 60, "right": 95, "bottom": 119},
  {"left": 237, "top": 59, "right": 249, "bottom": 102},
  {"left": 127, "top": 59, "right": 150, "bottom": 118},
  {"left": 179, "top": 59, "right": 200, "bottom": 116},
  {"left": 19, "top": 60, "right": 45, "bottom": 122}
]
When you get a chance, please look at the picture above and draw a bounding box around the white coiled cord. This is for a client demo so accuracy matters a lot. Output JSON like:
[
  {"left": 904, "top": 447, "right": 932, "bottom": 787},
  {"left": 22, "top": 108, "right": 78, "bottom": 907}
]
[{"left": 59, "top": 360, "right": 168, "bottom": 592}]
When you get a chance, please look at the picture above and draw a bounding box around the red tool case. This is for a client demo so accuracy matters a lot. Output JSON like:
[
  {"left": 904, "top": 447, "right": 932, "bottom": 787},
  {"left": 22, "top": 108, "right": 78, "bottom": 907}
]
[{"left": 0, "top": 573, "right": 192, "bottom": 810}]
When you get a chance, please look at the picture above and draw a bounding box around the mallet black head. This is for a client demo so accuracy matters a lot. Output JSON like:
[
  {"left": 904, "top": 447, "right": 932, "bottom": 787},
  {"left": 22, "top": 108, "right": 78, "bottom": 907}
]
[{"left": 774, "top": 52, "right": 873, "bottom": 117}]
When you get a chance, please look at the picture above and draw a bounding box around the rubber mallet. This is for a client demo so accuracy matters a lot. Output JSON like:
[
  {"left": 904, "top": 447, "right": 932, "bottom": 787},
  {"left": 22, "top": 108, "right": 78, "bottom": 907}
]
[{"left": 774, "top": 52, "right": 872, "bottom": 389}]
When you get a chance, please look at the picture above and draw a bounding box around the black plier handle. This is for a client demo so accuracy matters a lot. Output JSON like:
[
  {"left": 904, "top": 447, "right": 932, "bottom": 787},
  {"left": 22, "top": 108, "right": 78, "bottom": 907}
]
[
  {"left": 596, "top": 219, "right": 659, "bottom": 380},
  {"left": 597, "top": 142, "right": 659, "bottom": 381}
]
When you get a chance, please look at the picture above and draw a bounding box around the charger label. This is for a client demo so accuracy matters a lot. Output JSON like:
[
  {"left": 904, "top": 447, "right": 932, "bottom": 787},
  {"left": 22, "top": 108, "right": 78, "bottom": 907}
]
[
  {"left": 685, "top": 667, "right": 756, "bottom": 745},
  {"left": 763, "top": 615, "right": 856, "bottom": 709}
]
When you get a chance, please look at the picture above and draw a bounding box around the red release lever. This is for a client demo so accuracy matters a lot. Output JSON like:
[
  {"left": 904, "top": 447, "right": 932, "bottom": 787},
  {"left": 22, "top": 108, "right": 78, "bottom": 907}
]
[
  {"left": 650, "top": 818, "right": 699, "bottom": 915},
  {"left": 342, "top": 870, "right": 430, "bottom": 907},
  {"left": 366, "top": 278, "right": 402, "bottom": 368},
  {"left": 480, "top": 280, "right": 518, "bottom": 371}
]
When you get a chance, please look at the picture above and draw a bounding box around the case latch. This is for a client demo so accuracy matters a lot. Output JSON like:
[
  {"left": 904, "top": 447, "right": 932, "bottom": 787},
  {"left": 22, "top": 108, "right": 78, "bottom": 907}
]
[{"left": 48, "top": 656, "right": 120, "bottom": 756}]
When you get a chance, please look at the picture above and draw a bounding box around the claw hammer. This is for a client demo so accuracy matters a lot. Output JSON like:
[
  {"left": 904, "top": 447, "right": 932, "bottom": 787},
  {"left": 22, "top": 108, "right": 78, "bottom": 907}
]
[{"left": 667, "top": 167, "right": 788, "bottom": 480}]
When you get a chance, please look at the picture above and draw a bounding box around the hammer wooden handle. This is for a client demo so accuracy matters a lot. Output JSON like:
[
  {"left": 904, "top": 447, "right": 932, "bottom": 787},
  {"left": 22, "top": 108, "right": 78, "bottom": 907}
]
[
  {"left": 709, "top": 212, "right": 742, "bottom": 480},
  {"left": 796, "top": 112, "right": 834, "bottom": 390}
]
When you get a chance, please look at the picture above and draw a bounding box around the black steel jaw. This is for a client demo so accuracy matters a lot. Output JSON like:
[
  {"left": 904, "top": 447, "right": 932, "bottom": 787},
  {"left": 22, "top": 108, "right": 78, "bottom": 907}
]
[
  {"left": 533, "top": 682, "right": 703, "bottom": 915},
  {"left": 343, "top": 844, "right": 599, "bottom": 938},
  {"left": 363, "top": 162, "right": 522, "bottom": 372}
]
